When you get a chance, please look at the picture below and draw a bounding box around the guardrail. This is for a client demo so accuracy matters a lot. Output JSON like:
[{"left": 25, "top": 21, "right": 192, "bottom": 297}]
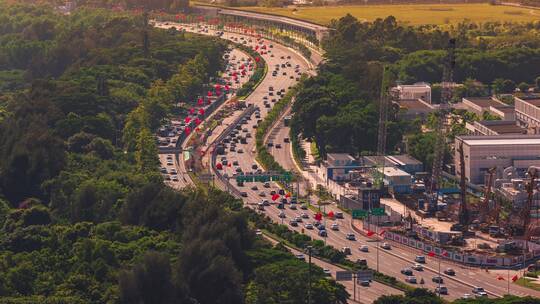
[{"left": 211, "top": 105, "right": 258, "bottom": 198}]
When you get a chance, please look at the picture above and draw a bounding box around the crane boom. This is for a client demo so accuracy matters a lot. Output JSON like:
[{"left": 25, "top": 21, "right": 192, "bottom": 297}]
[{"left": 428, "top": 38, "right": 456, "bottom": 203}]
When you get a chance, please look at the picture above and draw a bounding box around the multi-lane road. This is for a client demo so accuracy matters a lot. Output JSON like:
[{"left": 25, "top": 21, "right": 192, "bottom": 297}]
[{"left": 154, "top": 21, "right": 540, "bottom": 302}]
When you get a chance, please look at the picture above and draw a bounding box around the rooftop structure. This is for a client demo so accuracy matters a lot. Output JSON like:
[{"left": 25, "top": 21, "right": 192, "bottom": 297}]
[
  {"left": 363, "top": 154, "right": 423, "bottom": 175},
  {"left": 465, "top": 120, "right": 527, "bottom": 136},
  {"left": 462, "top": 96, "right": 507, "bottom": 116},
  {"left": 376, "top": 167, "right": 412, "bottom": 194},
  {"left": 326, "top": 153, "right": 356, "bottom": 166},
  {"left": 395, "top": 98, "right": 436, "bottom": 120},
  {"left": 455, "top": 135, "right": 540, "bottom": 184},
  {"left": 515, "top": 95, "right": 540, "bottom": 133},
  {"left": 395, "top": 83, "right": 432, "bottom": 103}
]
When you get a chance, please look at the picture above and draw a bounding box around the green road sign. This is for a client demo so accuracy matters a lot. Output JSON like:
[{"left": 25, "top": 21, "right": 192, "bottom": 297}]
[
  {"left": 235, "top": 172, "right": 292, "bottom": 183},
  {"left": 352, "top": 209, "right": 368, "bottom": 219},
  {"left": 371, "top": 208, "right": 386, "bottom": 216}
]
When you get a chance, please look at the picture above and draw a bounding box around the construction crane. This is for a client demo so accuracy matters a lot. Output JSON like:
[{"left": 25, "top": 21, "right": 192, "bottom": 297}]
[
  {"left": 427, "top": 38, "right": 456, "bottom": 211},
  {"left": 374, "top": 65, "right": 393, "bottom": 189},
  {"left": 522, "top": 166, "right": 539, "bottom": 248},
  {"left": 480, "top": 167, "right": 497, "bottom": 223},
  {"left": 457, "top": 142, "right": 469, "bottom": 230}
]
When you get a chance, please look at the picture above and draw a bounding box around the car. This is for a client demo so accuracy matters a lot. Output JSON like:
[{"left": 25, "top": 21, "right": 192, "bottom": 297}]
[
  {"left": 472, "top": 287, "right": 487, "bottom": 297},
  {"left": 432, "top": 276, "right": 444, "bottom": 284},
  {"left": 171, "top": 175, "right": 179, "bottom": 181},
  {"left": 263, "top": 182, "right": 270, "bottom": 188},
  {"left": 262, "top": 200, "right": 270, "bottom": 206},
  {"left": 318, "top": 230, "right": 327, "bottom": 237},
  {"left": 275, "top": 144, "right": 282, "bottom": 149},
  {"left": 255, "top": 229, "right": 262, "bottom": 236},
  {"left": 305, "top": 223, "right": 314, "bottom": 229},
  {"left": 342, "top": 247, "right": 352, "bottom": 255},
  {"left": 290, "top": 220, "right": 298, "bottom": 227},
  {"left": 240, "top": 192, "right": 248, "bottom": 197},
  {"left": 405, "top": 276, "right": 417, "bottom": 284},
  {"left": 461, "top": 294, "right": 473, "bottom": 299},
  {"left": 359, "top": 280, "right": 370, "bottom": 287},
  {"left": 346, "top": 233, "right": 356, "bottom": 241},
  {"left": 444, "top": 268, "right": 456, "bottom": 276},
  {"left": 280, "top": 198, "right": 288, "bottom": 204},
  {"left": 412, "top": 263, "right": 424, "bottom": 271},
  {"left": 284, "top": 137, "right": 290, "bottom": 143},
  {"left": 401, "top": 268, "right": 413, "bottom": 276},
  {"left": 164, "top": 175, "right": 171, "bottom": 181},
  {"left": 415, "top": 256, "right": 426, "bottom": 263},
  {"left": 301, "top": 213, "right": 309, "bottom": 219},
  {"left": 295, "top": 254, "right": 305, "bottom": 260},
  {"left": 289, "top": 204, "right": 297, "bottom": 210},
  {"left": 251, "top": 185, "right": 258, "bottom": 191},
  {"left": 237, "top": 148, "right": 244, "bottom": 153},
  {"left": 331, "top": 223, "right": 339, "bottom": 231},
  {"left": 356, "top": 259, "right": 367, "bottom": 266},
  {"left": 160, "top": 167, "right": 167, "bottom": 173},
  {"left": 381, "top": 243, "right": 391, "bottom": 250},
  {"left": 435, "top": 286, "right": 448, "bottom": 295},
  {"left": 313, "top": 221, "right": 320, "bottom": 228},
  {"left": 323, "top": 269, "right": 332, "bottom": 276},
  {"left": 278, "top": 211, "right": 286, "bottom": 218},
  {"left": 166, "top": 161, "right": 174, "bottom": 166},
  {"left": 317, "top": 224, "right": 326, "bottom": 231},
  {"left": 270, "top": 190, "right": 276, "bottom": 195},
  {"left": 278, "top": 189, "right": 286, "bottom": 195},
  {"left": 267, "top": 142, "right": 273, "bottom": 147},
  {"left": 300, "top": 204, "right": 308, "bottom": 210},
  {"left": 335, "top": 212, "right": 344, "bottom": 219},
  {"left": 359, "top": 245, "right": 369, "bottom": 252},
  {"left": 259, "top": 191, "right": 266, "bottom": 197}
]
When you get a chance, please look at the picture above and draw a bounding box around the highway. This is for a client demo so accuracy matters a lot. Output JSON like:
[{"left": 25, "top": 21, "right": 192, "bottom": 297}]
[{"left": 155, "top": 21, "right": 540, "bottom": 302}]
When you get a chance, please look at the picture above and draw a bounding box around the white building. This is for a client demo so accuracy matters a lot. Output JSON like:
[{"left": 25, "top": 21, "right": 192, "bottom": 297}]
[{"left": 395, "top": 83, "right": 432, "bottom": 103}]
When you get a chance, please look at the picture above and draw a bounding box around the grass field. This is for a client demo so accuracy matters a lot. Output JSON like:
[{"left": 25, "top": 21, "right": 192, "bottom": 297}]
[{"left": 239, "top": 3, "right": 539, "bottom": 25}]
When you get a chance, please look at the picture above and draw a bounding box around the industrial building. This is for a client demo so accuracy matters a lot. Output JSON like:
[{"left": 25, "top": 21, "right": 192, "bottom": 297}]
[
  {"left": 322, "top": 153, "right": 361, "bottom": 181},
  {"left": 394, "top": 83, "right": 432, "bottom": 103},
  {"left": 515, "top": 96, "right": 540, "bottom": 133},
  {"left": 455, "top": 135, "right": 540, "bottom": 184},
  {"left": 376, "top": 167, "right": 412, "bottom": 194},
  {"left": 395, "top": 98, "right": 436, "bottom": 120},
  {"left": 461, "top": 97, "right": 509, "bottom": 117},
  {"left": 465, "top": 120, "right": 527, "bottom": 136},
  {"left": 362, "top": 154, "right": 423, "bottom": 175}
]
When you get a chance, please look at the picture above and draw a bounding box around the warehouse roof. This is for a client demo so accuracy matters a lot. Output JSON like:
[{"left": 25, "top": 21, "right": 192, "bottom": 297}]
[{"left": 459, "top": 135, "right": 540, "bottom": 146}]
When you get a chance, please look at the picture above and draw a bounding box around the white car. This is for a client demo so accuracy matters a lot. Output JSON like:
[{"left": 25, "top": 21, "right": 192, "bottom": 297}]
[
  {"left": 331, "top": 223, "right": 339, "bottom": 231},
  {"left": 381, "top": 243, "right": 391, "bottom": 250},
  {"left": 304, "top": 223, "right": 314, "bottom": 229},
  {"left": 472, "top": 287, "right": 488, "bottom": 297},
  {"left": 461, "top": 294, "right": 473, "bottom": 299},
  {"left": 412, "top": 263, "right": 424, "bottom": 271},
  {"left": 359, "top": 245, "right": 369, "bottom": 252}
]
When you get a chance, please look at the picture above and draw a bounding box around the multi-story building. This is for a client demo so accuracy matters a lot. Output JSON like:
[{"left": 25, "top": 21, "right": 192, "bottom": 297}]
[
  {"left": 322, "top": 153, "right": 361, "bottom": 181},
  {"left": 465, "top": 120, "right": 527, "bottom": 136},
  {"left": 515, "top": 96, "right": 540, "bottom": 133},
  {"left": 376, "top": 167, "right": 412, "bottom": 194},
  {"left": 455, "top": 135, "right": 540, "bottom": 184},
  {"left": 461, "top": 97, "right": 510, "bottom": 118},
  {"left": 395, "top": 98, "right": 436, "bottom": 120}
]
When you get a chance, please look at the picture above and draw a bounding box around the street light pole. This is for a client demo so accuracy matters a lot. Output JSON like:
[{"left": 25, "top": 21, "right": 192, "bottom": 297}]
[
  {"left": 438, "top": 256, "right": 441, "bottom": 297},
  {"left": 307, "top": 246, "right": 312, "bottom": 304}
]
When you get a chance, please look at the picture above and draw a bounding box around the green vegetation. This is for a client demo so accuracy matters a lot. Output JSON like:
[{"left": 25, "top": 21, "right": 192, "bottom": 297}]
[
  {"left": 236, "top": 44, "right": 267, "bottom": 98},
  {"left": 239, "top": 4, "right": 540, "bottom": 25},
  {"left": 0, "top": 2, "right": 350, "bottom": 303}
]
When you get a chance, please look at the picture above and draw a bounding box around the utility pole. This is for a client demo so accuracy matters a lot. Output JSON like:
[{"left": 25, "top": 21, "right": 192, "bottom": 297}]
[{"left": 307, "top": 246, "right": 312, "bottom": 304}]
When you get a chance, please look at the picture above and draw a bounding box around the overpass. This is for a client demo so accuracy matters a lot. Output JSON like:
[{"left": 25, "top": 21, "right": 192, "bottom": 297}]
[{"left": 194, "top": 5, "right": 331, "bottom": 45}]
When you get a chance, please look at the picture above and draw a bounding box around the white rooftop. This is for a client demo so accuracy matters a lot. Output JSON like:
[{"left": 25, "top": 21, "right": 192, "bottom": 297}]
[
  {"left": 463, "top": 138, "right": 540, "bottom": 146},
  {"left": 377, "top": 166, "right": 410, "bottom": 177}
]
